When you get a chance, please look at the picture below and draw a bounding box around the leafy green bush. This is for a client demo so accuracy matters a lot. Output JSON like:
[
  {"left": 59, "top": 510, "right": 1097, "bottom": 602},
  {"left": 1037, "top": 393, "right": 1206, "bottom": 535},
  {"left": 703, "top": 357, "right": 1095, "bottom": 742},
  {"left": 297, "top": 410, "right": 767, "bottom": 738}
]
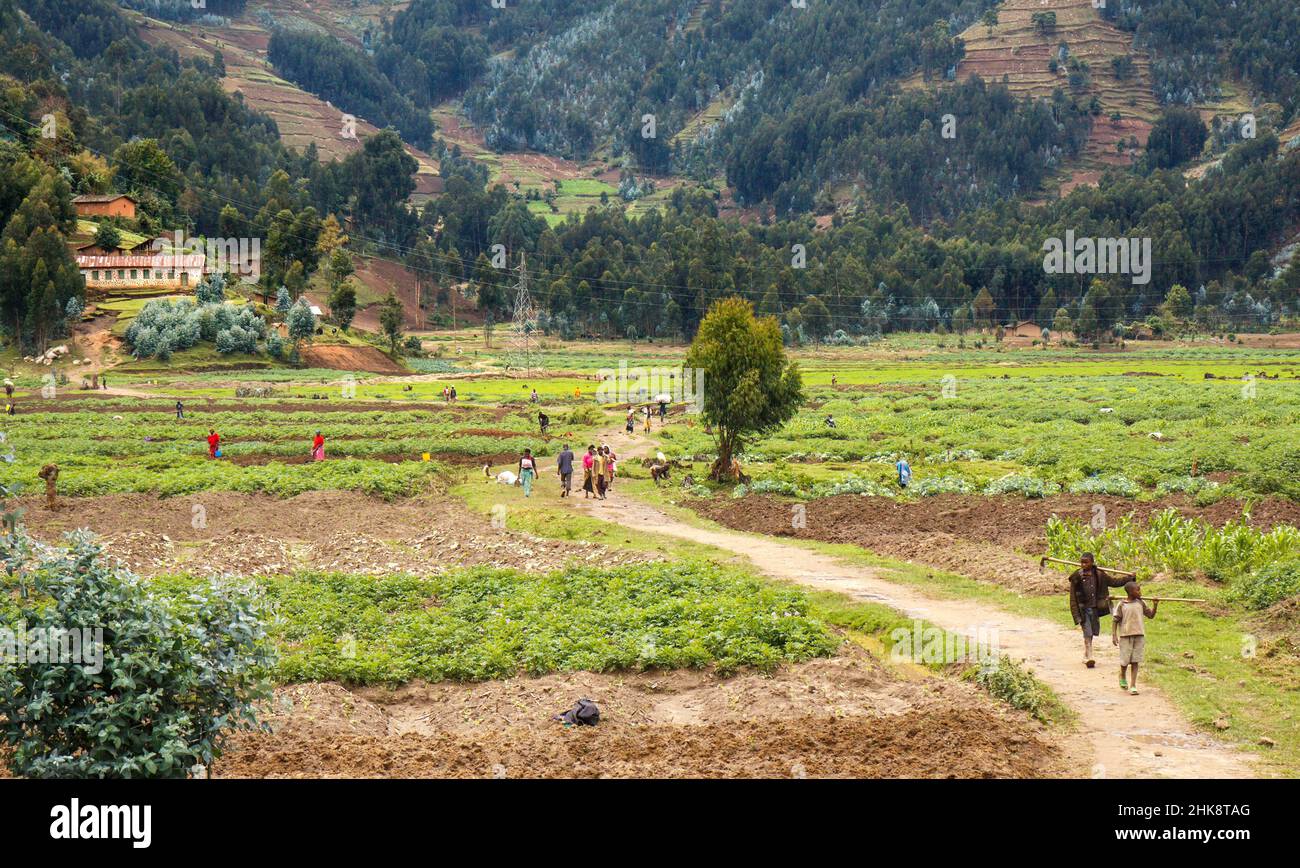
[
  {"left": 809, "top": 475, "right": 894, "bottom": 498},
  {"left": 964, "top": 656, "right": 1066, "bottom": 724},
  {"left": 736, "top": 478, "right": 802, "bottom": 498},
  {"left": 983, "top": 474, "right": 1061, "bottom": 498},
  {"left": 0, "top": 530, "right": 273, "bottom": 778},
  {"left": 1230, "top": 560, "right": 1300, "bottom": 610},
  {"left": 563, "top": 405, "right": 605, "bottom": 426},
  {"left": 1068, "top": 474, "right": 1141, "bottom": 497},
  {"left": 1157, "top": 475, "right": 1220, "bottom": 496}
]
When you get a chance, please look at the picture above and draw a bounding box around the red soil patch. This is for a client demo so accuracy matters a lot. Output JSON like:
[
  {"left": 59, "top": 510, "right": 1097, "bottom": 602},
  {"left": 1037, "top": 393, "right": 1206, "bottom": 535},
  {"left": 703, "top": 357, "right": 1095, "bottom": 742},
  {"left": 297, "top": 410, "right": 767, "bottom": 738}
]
[{"left": 298, "top": 345, "right": 407, "bottom": 374}]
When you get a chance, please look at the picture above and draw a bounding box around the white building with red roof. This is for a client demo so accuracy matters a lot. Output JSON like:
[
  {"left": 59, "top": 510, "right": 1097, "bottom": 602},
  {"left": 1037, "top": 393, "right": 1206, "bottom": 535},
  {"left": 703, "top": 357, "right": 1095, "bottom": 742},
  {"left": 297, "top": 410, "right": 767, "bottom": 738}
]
[{"left": 76, "top": 253, "right": 207, "bottom": 291}]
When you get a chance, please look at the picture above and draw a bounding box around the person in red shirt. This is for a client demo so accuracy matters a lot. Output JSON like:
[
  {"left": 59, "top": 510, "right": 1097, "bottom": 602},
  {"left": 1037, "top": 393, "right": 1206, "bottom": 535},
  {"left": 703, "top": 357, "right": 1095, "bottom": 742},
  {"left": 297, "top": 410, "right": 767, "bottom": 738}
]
[
  {"left": 207, "top": 429, "right": 220, "bottom": 458},
  {"left": 312, "top": 431, "right": 325, "bottom": 461}
]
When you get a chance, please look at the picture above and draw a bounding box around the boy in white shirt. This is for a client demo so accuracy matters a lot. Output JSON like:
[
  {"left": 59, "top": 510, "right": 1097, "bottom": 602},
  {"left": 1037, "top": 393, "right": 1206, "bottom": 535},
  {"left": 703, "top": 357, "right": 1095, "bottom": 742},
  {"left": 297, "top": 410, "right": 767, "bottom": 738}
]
[{"left": 1112, "top": 582, "right": 1158, "bottom": 695}]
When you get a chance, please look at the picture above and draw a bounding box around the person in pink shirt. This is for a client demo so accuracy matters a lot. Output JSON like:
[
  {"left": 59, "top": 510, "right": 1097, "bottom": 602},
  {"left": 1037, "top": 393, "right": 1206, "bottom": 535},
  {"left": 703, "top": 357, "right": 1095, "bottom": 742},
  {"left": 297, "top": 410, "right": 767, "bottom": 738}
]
[{"left": 581, "top": 445, "right": 596, "bottom": 499}]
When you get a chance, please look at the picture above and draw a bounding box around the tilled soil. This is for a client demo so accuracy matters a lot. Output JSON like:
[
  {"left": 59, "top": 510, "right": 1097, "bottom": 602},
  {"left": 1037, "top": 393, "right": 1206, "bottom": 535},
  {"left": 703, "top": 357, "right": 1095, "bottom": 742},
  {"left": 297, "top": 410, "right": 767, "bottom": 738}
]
[
  {"left": 694, "top": 493, "right": 1300, "bottom": 595},
  {"left": 19, "top": 491, "right": 655, "bottom": 576},
  {"left": 213, "top": 646, "right": 1060, "bottom": 779}
]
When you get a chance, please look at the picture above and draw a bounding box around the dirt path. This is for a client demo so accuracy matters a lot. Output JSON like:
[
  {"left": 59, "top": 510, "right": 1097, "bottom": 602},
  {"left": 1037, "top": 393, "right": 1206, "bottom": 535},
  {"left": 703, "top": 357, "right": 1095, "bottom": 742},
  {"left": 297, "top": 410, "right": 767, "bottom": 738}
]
[{"left": 573, "top": 425, "right": 1257, "bottom": 779}]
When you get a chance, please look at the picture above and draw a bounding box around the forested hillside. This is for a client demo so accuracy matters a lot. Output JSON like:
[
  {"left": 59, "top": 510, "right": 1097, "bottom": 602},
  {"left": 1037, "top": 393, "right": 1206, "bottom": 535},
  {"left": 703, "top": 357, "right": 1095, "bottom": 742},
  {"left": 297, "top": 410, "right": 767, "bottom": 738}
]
[
  {"left": 1099, "top": 0, "right": 1300, "bottom": 111},
  {"left": 2, "top": 0, "right": 1297, "bottom": 360},
  {"left": 268, "top": 28, "right": 435, "bottom": 149}
]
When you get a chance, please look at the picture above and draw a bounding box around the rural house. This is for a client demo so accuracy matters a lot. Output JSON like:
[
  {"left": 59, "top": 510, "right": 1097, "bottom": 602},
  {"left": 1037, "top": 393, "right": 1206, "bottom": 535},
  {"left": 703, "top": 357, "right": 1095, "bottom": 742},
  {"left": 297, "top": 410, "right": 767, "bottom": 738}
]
[
  {"left": 71, "top": 193, "right": 137, "bottom": 220},
  {"left": 1007, "top": 320, "right": 1046, "bottom": 338},
  {"left": 75, "top": 253, "right": 206, "bottom": 291}
]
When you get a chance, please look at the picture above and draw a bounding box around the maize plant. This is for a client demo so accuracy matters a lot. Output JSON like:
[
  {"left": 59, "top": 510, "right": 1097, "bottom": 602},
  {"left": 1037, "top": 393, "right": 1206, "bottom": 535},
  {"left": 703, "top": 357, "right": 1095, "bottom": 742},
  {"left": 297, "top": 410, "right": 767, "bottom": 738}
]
[{"left": 1045, "top": 508, "right": 1300, "bottom": 581}]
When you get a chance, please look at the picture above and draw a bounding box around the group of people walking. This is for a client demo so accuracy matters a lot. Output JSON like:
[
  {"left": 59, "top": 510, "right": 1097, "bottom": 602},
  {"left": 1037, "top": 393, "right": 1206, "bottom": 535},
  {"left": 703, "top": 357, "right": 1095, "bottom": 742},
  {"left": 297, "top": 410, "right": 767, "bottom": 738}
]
[
  {"left": 626, "top": 404, "right": 661, "bottom": 434},
  {"left": 545, "top": 442, "right": 617, "bottom": 500}
]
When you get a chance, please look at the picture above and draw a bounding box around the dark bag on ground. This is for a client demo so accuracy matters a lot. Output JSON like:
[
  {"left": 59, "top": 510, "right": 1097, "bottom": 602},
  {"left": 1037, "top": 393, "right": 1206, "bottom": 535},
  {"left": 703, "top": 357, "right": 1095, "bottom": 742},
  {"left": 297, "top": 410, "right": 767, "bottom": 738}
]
[{"left": 554, "top": 698, "right": 600, "bottom": 726}]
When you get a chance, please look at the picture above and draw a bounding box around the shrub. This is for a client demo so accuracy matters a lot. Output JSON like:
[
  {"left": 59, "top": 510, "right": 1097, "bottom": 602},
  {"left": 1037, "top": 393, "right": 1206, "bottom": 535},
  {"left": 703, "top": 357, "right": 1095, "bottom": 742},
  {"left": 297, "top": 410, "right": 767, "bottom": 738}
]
[
  {"left": 1230, "top": 560, "right": 1300, "bottom": 610},
  {"left": 809, "top": 475, "right": 894, "bottom": 498},
  {"left": 965, "top": 656, "right": 1066, "bottom": 724},
  {"left": 737, "top": 478, "right": 802, "bottom": 498},
  {"left": 126, "top": 299, "right": 265, "bottom": 359},
  {"left": 1068, "top": 474, "right": 1141, "bottom": 497},
  {"left": 984, "top": 474, "right": 1061, "bottom": 498},
  {"left": 563, "top": 405, "right": 604, "bottom": 426},
  {"left": 0, "top": 530, "right": 274, "bottom": 778},
  {"left": 1156, "top": 475, "right": 1220, "bottom": 496}
]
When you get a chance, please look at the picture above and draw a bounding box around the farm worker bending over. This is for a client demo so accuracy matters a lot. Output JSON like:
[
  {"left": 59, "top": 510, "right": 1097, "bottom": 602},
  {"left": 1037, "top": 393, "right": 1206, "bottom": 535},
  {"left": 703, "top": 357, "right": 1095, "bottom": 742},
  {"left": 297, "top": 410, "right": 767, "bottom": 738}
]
[
  {"left": 518, "top": 449, "right": 536, "bottom": 497},
  {"left": 1069, "top": 552, "right": 1129, "bottom": 668},
  {"left": 1112, "top": 582, "right": 1157, "bottom": 695},
  {"left": 207, "top": 429, "right": 220, "bottom": 459},
  {"left": 895, "top": 456, "right": 911, "bottom": 488},
  {"left": 312, "top": 431, "right": 325, "bottom": 461}
]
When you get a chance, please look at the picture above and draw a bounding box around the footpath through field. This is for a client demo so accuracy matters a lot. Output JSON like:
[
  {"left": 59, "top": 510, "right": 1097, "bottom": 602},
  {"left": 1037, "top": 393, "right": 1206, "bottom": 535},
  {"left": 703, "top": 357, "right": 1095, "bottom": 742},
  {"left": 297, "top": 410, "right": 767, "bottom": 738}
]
[{"left": 576, "top": 426, "right": 1257, "bottom": 779}]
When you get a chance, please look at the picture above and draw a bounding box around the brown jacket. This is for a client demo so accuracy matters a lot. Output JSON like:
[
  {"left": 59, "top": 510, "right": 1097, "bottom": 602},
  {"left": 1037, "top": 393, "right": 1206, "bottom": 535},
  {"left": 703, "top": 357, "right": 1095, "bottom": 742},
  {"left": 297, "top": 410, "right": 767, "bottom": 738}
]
[{"left": 1068, "top": 566, "right": 1129, "bottom": 625}]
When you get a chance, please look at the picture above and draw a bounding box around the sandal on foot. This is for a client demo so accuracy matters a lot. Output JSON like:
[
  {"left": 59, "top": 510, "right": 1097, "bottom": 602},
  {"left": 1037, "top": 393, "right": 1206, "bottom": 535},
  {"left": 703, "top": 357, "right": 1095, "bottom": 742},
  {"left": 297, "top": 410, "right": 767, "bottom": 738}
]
[
  {"left": 1119, "top": 680, "right": 1128, "bottom": 691},
  {"left": 1129, "top": 687, "right": 1139, "bottom": 695}
]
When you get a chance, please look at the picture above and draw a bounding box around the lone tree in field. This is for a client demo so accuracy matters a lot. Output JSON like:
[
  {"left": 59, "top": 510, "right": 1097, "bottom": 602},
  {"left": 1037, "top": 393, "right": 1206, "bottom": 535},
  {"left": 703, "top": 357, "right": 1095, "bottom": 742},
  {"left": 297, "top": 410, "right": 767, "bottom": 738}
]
[{"left": 685, "top": 297, "right": 803, "bottom": 481}]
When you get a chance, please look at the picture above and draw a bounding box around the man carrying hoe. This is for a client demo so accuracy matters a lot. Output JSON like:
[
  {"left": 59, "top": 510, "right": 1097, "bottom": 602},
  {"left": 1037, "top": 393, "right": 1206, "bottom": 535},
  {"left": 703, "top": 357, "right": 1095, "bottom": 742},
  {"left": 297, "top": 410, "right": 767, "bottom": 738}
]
[{"left": 1068, "top": 552, "right": 1129, "bottom": 668}]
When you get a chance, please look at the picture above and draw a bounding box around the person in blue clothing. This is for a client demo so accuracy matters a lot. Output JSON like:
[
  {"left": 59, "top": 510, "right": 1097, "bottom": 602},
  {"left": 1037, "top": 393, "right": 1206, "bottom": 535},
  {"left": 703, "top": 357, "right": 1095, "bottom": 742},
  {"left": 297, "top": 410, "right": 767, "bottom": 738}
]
[
  {"left": 895, "top": 455, "right": 912, "bottom": 489},
  {"left": 556, "top": 443, "right": 575, "bottom": 497}
]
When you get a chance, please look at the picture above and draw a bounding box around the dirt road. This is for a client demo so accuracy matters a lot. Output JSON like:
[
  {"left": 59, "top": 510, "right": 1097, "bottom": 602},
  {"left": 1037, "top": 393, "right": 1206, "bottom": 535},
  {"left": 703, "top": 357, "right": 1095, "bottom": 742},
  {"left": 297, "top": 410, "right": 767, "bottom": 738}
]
[{"left": 575, "top": 426, "right": 1257, "bottom": 779}]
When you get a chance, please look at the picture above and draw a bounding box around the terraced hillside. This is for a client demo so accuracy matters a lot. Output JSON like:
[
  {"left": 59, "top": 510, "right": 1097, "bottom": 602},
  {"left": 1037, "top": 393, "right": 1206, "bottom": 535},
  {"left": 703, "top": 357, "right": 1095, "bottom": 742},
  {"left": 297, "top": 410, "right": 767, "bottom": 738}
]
[
  {"left": 949, "top": 0, "right": 1159, "bottom": 193},
  {"left": 129, "top": 2, "right": 442, "bottom": 201}
]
